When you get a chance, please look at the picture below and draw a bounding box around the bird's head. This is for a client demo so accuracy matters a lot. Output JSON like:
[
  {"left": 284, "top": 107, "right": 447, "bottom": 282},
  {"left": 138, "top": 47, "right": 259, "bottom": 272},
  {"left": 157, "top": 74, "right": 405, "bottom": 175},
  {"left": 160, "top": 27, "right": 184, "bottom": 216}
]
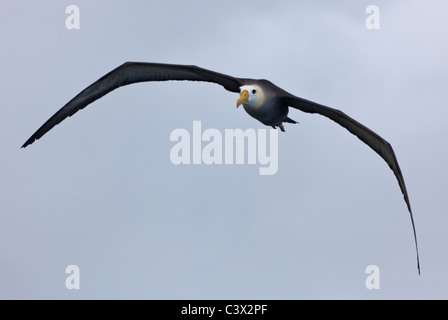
[{"left": 236, "top": 85, "right": 265, "bottom": 109}]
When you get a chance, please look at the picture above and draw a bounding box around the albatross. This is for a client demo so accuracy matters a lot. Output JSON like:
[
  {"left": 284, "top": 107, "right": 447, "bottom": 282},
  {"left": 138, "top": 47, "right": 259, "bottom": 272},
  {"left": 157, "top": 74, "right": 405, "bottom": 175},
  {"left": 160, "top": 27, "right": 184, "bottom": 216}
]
[{"left": 21, "top": 62, "right": 420, "bottom": 274}]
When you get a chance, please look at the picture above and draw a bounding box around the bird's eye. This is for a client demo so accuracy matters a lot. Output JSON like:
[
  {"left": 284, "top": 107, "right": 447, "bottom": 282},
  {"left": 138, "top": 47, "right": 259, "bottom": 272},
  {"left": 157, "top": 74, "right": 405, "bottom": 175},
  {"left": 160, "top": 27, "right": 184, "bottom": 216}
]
[{"left": 252, "top": 89, "right": 256, "bottom": 94}]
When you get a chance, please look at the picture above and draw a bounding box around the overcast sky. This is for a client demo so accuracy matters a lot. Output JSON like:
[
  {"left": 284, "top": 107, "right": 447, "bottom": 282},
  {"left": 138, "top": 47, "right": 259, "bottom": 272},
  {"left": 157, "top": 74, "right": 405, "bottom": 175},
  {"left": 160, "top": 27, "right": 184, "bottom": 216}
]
[{"left": 1, "top": 0, "right": 448, "bottom": 299}]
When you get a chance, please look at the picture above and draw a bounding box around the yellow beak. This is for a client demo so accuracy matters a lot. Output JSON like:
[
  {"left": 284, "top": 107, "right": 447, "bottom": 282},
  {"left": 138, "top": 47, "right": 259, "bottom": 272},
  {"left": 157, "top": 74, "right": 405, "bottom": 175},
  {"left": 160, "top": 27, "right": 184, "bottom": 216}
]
[{"left": 236, "top": 90, "right": 249, "bottom": 108}]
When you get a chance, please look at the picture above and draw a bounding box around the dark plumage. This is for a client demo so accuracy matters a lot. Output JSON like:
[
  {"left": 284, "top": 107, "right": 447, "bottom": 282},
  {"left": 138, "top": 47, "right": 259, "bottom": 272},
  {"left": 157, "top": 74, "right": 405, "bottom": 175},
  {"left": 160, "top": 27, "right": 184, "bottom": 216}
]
[{"left": 22, "top": 62, "right": 420, "bottom": 274}]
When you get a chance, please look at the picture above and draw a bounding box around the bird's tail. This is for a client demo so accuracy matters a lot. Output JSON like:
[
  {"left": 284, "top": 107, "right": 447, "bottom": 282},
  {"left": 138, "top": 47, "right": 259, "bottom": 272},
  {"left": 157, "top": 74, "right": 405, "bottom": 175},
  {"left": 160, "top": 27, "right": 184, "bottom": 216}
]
[{"left": 284, "top": 117, "right": 298, "bottom": 124}]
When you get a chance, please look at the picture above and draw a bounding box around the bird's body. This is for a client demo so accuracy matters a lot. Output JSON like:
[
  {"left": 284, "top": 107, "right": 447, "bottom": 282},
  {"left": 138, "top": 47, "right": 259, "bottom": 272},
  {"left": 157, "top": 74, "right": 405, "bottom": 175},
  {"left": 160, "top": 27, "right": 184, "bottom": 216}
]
[
  {"left": 239, "top": 81, "right": 291, "bottom": 130},
  {"left": 21, "top": 62, "right": 420, "bottom": 274}
]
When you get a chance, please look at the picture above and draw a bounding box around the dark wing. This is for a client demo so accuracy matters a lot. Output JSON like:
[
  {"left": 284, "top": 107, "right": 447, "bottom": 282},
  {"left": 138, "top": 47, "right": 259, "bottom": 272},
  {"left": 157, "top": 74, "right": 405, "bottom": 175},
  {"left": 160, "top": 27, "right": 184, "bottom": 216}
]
[
  {"left": 22, "top": 62, "right": 244, "bottom": 148},
  {"left": 283, "top": 94, "right": 420, "bottom": 274}
]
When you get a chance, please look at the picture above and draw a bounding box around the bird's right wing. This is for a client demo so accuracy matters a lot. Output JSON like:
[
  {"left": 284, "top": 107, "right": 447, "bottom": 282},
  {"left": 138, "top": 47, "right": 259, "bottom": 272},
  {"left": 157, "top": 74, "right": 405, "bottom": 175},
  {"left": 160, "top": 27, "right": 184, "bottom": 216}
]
[
  {"left": 22, "top": 62, "right": 244, "bottom": 148},
  {"left": 283, "top": 94, "right": 420, "bottom": 274}
]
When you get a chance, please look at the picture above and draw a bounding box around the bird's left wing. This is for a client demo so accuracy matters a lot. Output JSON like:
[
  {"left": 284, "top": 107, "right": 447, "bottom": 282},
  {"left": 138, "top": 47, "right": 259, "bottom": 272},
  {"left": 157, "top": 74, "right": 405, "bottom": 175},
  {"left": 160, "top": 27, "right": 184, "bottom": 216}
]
[
  {"left": 22, "top": 62, "right": 244, "bottom": 148},
  {"left": 282, "top": 94, "right": 420, "bottom": 274}
]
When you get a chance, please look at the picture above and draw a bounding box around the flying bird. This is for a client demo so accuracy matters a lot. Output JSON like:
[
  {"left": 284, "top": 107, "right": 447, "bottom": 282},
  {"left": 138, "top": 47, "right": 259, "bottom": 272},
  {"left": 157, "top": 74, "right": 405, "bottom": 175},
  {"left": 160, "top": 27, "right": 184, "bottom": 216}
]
[{"left": 21, "top": 62, "right": 420, "bottom": 273}]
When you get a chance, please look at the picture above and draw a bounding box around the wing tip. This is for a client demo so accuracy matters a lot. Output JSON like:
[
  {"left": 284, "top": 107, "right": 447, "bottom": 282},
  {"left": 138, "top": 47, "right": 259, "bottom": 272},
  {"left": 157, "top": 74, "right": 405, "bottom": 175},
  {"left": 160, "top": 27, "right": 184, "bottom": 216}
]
[{"left": 21, "top": 137, "right": 36, "bottom": 149}]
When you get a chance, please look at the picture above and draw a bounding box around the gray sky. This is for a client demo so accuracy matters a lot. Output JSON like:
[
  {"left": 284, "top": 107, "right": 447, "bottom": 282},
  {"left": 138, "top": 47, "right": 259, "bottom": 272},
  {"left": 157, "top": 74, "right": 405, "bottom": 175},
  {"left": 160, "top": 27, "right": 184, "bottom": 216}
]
[{"left": 1, "top": 0, "right": 448, "bottom": 299}]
